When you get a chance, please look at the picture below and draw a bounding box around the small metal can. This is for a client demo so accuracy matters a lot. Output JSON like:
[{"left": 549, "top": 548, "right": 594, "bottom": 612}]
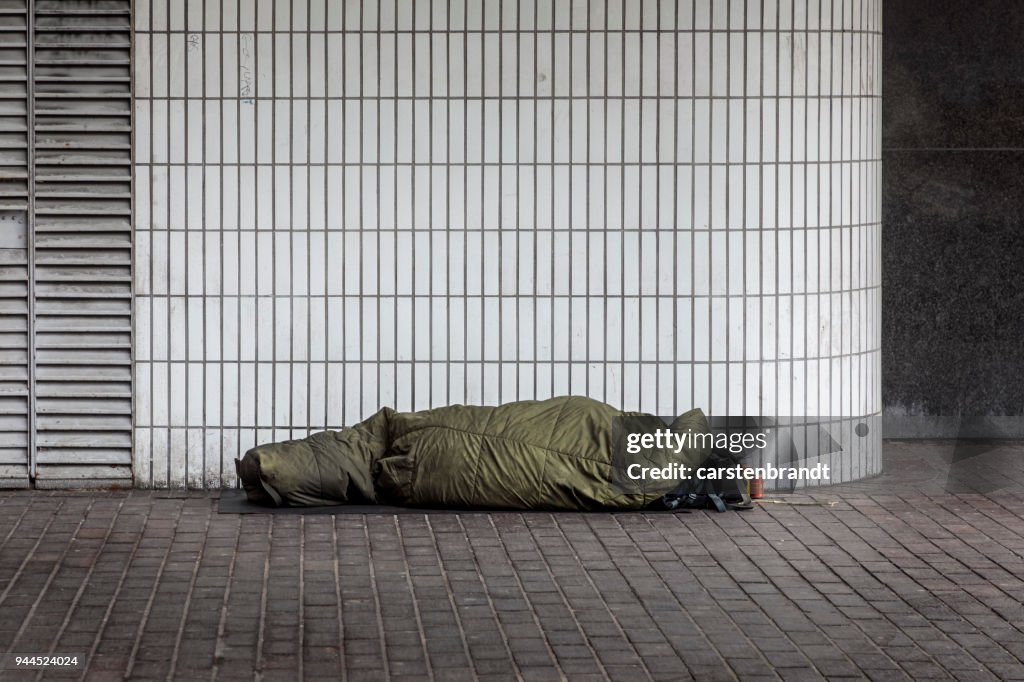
[{"left": 748, "top": 472, "right": 765, "bottom": 499}]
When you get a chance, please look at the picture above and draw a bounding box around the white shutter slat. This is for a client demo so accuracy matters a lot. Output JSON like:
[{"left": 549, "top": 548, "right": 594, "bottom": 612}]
[
  {"left": 0, "top": 0, "right": 27, "bottom": 486},
  {"left": 31, "top": 0, "right": 132, "bottom": 479}
]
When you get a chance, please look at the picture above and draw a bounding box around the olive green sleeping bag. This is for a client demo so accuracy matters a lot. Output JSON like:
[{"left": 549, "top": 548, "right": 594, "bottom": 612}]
[{"left": 235, "top": 395, "right": 710, "bottom": 510}]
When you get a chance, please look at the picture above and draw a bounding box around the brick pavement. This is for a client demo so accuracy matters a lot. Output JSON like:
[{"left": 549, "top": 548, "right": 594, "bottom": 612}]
[{"left": 0, "top": 441, "right": 1023, "bottom": 681}]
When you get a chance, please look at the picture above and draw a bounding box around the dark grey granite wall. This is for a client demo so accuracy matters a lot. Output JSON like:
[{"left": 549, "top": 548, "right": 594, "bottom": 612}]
[{"left": 883, "top": 1, "right": 1024, "bottom": 433}]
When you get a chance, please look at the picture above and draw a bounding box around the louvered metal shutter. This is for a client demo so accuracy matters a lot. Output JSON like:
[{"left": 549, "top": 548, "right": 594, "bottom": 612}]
[
  {"left": 31, "top": 0, "right": 132, "bottom": 486},
  {"left": 0, "top": 0, "right": 132, "bottom": 487},
  {"left": 0, "top": 0, "right": 30, "bottom": 487}
]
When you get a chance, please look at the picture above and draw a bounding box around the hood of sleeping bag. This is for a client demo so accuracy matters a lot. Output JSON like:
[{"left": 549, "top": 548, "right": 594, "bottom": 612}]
[
  {"left": 235, "top": 410, "right": 392, "bottom": 507},
  {"left": 236, "top": 395, "right": 711, "bottom": 511}
]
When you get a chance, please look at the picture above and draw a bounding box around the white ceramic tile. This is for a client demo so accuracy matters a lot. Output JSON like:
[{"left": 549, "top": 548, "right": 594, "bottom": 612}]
[{"left": 136, "top": 0, "right": 881, "bottom": 486}]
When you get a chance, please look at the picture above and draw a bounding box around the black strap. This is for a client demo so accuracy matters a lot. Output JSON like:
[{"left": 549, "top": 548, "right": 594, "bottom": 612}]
[
  {"left": 707, "top": 492, "right": 727, "bottom": 513},
  {"left": 259, "top": 477, "right": 283, "bottom": 507}
]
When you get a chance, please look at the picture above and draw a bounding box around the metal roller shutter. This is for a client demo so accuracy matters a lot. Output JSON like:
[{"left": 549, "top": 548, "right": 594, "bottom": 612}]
[
  {"left": 31, "top": 0, "right": 132, "bottom": 486},
  {"left": 0, "top": 0, "right": 132, "bottom": 487}
]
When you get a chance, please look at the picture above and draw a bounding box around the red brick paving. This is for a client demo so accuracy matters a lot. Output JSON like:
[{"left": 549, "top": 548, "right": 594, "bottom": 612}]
[{"left": 0, "top": 443, "right": 1023, "bottom": 680}]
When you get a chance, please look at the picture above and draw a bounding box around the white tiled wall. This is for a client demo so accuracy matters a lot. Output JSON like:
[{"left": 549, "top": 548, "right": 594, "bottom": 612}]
[{"left": 134, "top": 0, "right": 882, "bottom": 488}]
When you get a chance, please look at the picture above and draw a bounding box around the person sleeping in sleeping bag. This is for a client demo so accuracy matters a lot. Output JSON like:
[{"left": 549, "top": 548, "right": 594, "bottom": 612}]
[{"left": 235, "top": 395, "right": 718, "bottom": 511}]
